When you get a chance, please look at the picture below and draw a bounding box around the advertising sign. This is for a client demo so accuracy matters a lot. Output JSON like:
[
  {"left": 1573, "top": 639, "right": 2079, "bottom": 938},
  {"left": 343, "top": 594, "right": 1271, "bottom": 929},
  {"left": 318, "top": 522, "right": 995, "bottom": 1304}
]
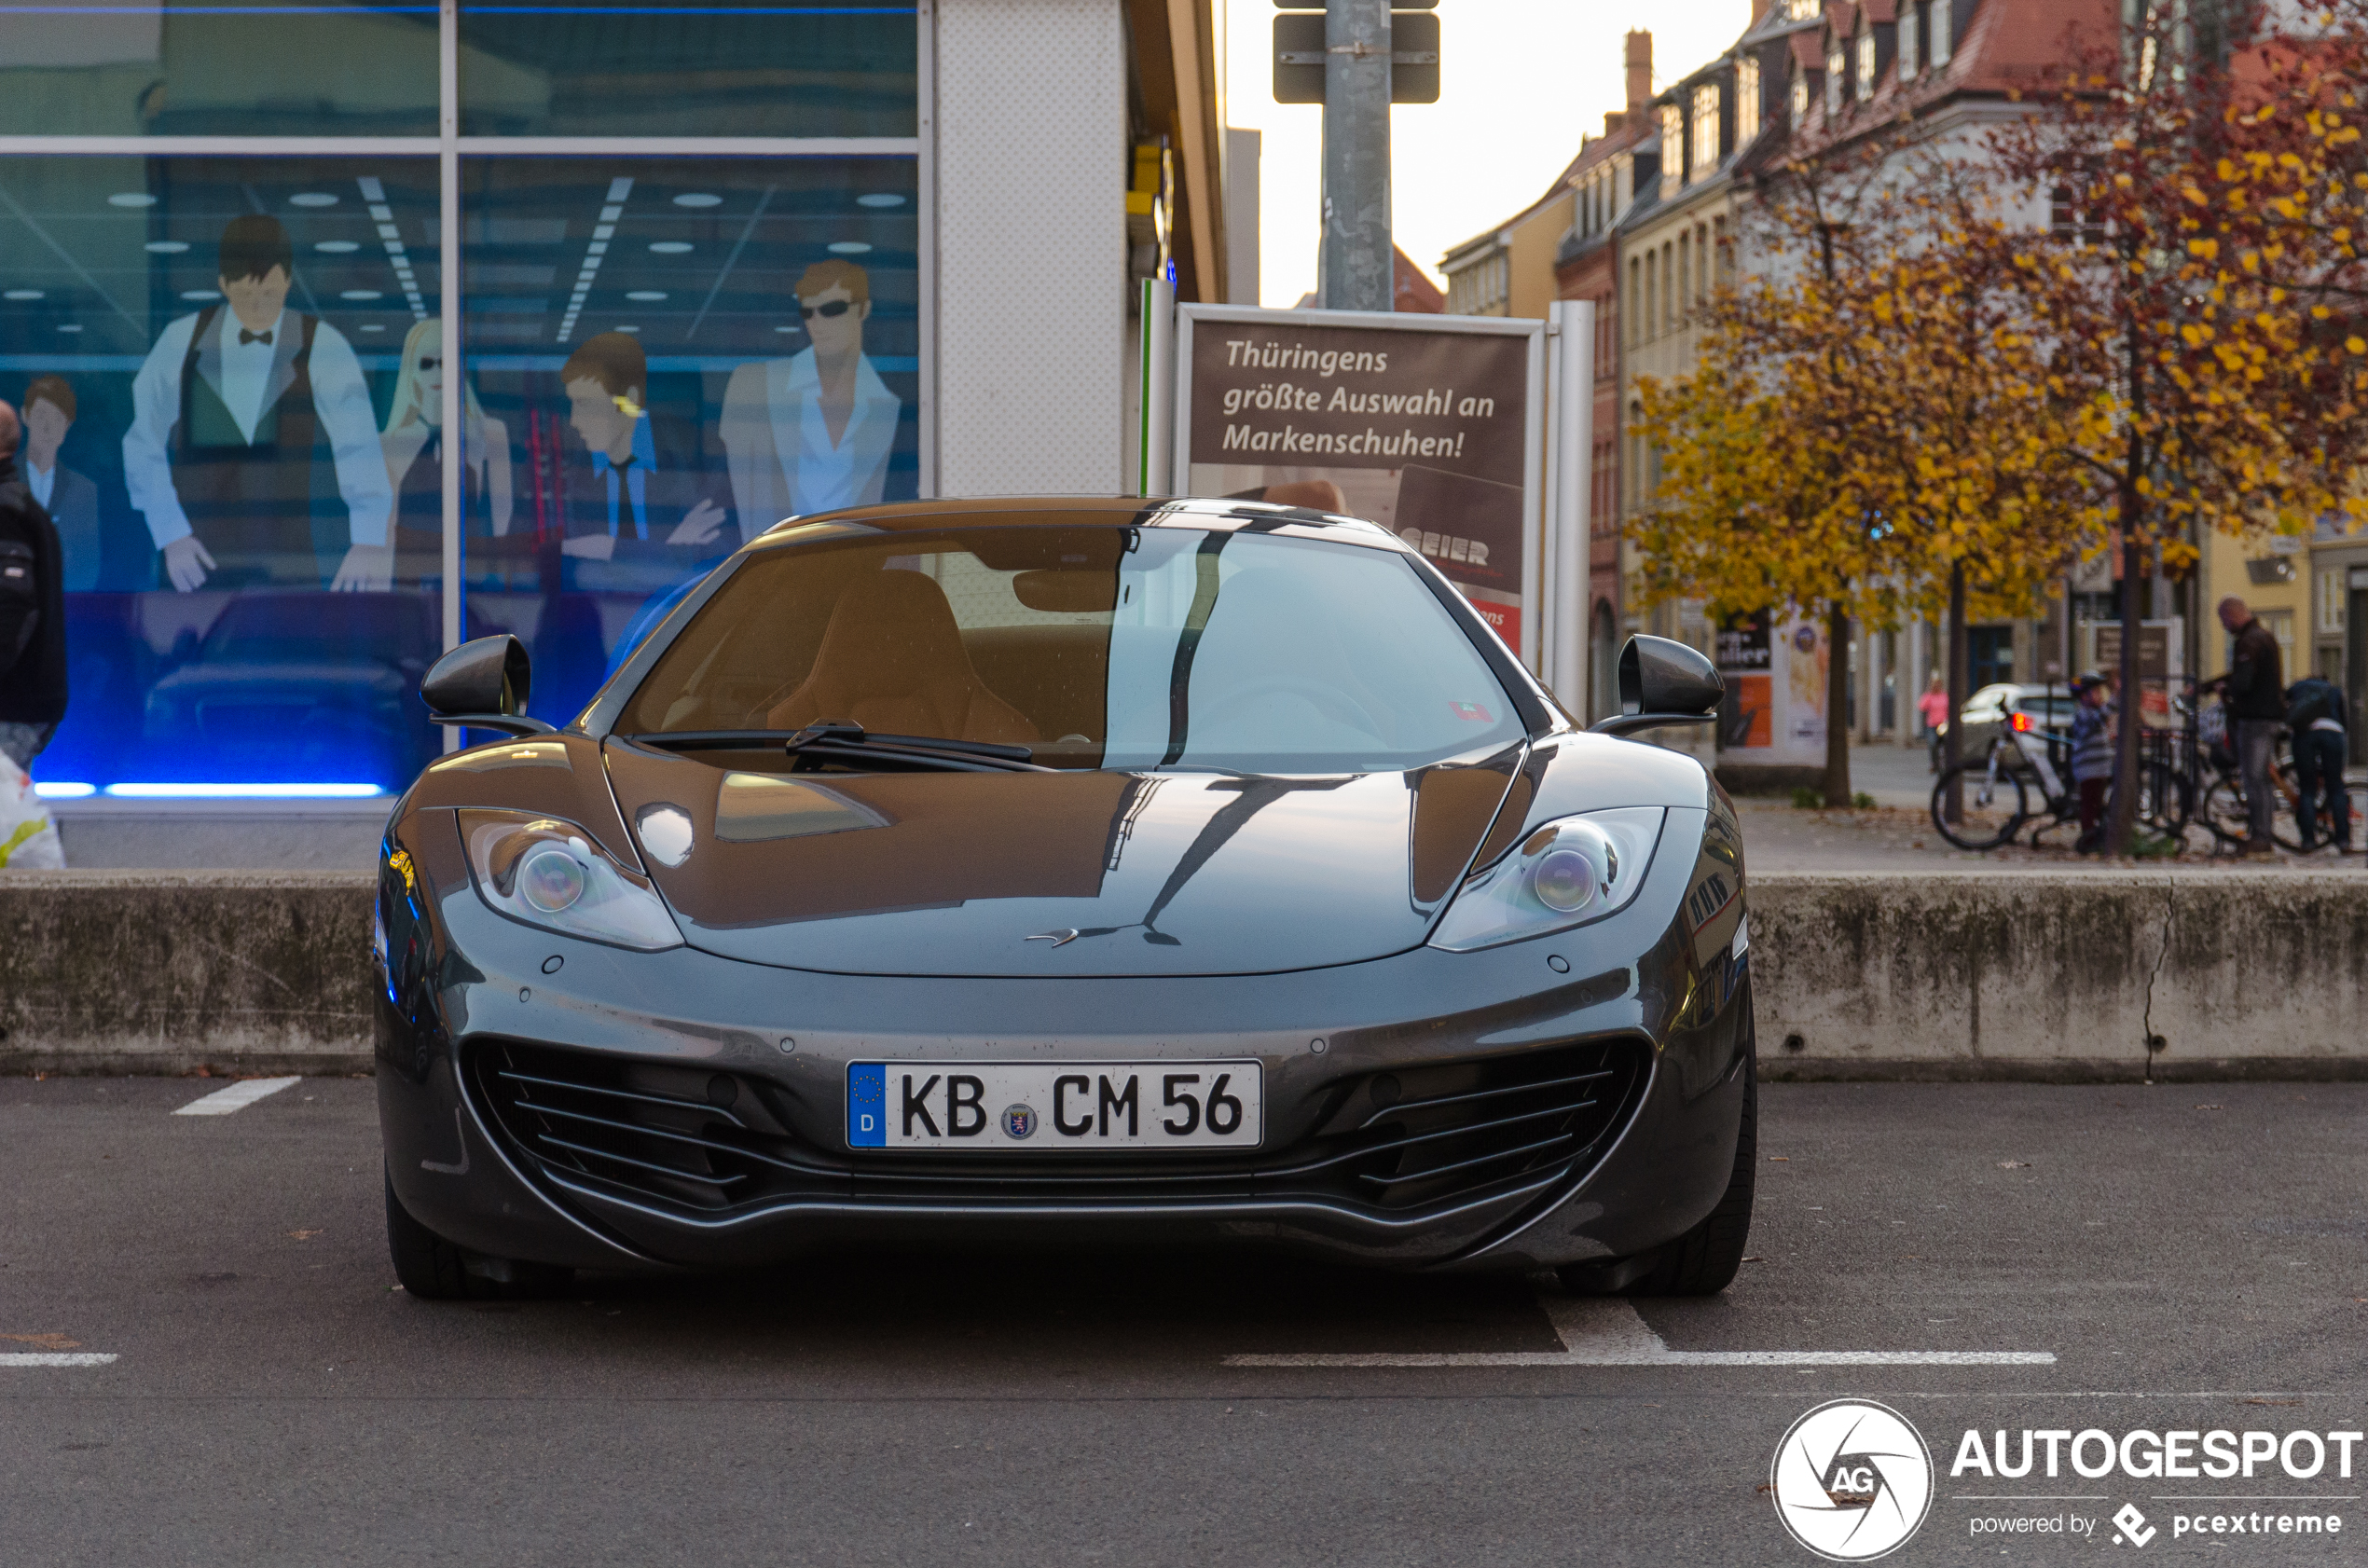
[
  {"left": 1715, "top": 610, "right": 1827, "bottom": 767},
  {"left": 1168, "top": 306, "right": 1546, "bottom": 661}
]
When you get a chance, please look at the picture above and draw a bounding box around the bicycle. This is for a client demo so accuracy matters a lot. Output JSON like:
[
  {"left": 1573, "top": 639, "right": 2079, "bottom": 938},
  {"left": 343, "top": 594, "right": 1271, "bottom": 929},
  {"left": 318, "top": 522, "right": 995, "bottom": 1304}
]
[
  {"left": 2184, "top": 690, "right": 2314, "bottom": 853},
  {"left": 1929, "top": 705, "right": 2190, "bottom": 853}
]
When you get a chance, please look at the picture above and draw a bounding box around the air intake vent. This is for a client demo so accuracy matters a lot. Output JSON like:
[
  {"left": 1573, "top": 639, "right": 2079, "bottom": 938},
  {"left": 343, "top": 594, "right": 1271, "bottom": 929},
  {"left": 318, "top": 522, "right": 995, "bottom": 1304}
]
[{"left": 471, "top": 1037, "right": 1649, "bottom": 1221}]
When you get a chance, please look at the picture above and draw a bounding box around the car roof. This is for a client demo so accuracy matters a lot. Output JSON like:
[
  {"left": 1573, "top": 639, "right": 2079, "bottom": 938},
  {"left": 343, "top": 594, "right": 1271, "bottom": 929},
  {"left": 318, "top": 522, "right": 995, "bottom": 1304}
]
[{"left": 751, "top": 494, "right": 1404, "bottom": 548}]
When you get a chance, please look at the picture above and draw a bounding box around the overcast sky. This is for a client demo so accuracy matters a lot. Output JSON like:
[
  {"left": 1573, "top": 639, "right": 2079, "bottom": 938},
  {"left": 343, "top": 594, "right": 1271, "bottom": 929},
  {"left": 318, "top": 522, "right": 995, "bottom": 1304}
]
[{"left": 1220, "top": 2, "right": 1755, "bottom": 307}]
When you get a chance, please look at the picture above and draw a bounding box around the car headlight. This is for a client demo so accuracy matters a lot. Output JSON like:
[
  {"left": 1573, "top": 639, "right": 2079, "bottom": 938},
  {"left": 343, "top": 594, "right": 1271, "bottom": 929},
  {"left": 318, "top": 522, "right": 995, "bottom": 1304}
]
[
  {"left": 460, "top": 809, "right": 683, "bottom": 951},
  {"left": 1427, "top": 806, "right": 1667, "bottom": 952}
]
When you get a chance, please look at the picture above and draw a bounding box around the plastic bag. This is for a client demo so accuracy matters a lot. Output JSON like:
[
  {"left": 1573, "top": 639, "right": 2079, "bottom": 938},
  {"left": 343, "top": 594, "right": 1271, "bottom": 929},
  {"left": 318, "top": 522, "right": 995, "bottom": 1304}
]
[{"left": 0, "top": 753, "right": 64, "bottom": 869}]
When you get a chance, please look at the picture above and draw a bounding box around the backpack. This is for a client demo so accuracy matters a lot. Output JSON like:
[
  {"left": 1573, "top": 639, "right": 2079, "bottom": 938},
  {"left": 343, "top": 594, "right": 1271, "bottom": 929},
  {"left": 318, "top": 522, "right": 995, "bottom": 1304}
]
[
  {"left": 0, "top": 533, "right": 37, "bottom": 678},
  {"left": 2288, "top": 678, "right": 2346, "bottom": 733}
]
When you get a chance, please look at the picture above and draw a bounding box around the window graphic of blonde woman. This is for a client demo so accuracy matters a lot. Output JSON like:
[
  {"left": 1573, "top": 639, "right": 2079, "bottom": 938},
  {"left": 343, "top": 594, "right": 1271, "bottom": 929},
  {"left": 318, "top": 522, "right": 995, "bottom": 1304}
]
[{"left": 380, "top": 319, "right": 513, "bottom": 584}]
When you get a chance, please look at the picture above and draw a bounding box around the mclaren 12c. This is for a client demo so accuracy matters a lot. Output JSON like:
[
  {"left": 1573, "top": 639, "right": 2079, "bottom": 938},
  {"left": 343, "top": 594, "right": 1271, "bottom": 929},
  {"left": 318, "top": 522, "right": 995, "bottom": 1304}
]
[{"left": 375, "top": 496, "right": 1755, "bottom": 1299}]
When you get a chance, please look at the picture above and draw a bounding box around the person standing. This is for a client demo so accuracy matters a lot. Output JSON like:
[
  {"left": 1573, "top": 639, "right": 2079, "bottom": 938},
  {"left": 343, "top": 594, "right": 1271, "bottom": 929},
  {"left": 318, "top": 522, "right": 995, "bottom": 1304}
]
[
  {"left": 122, "top": 213, "right": 393, "bottom": 591},
  {"left": 2285, "top": 669, "right": 2351, "bottom": 853},
  {"left": 2217, "top": 595, "right": 2285, "bottom": 856},
  {"left": 0, "top": 401, "right": 68, "bottom": 771},
  {"left": 1917, "top": 670, "right": 1950, "bottom": 774},
  {"left": 2069, "top": 671, "right": 2116, "bottom": 855},
  {"left": 21, "top": 377, "right": 102, "bottom": 592}
]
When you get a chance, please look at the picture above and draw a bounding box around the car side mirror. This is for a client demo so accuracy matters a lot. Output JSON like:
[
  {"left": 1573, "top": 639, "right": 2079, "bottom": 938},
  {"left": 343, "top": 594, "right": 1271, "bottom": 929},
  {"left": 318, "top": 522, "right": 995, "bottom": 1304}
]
[
  {"left": 420, "top": 633, "right": 555, "bottom": 736},
  {"left": 1589, "top": 634, "right": 1725, "bottom": 738}
]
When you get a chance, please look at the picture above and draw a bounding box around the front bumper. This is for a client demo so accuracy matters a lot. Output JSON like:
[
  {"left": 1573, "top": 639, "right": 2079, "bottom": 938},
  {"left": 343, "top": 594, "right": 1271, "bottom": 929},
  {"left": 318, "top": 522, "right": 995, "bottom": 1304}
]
[{"left": 378, "top": 809, "right": 1753, "bottom": 1276}]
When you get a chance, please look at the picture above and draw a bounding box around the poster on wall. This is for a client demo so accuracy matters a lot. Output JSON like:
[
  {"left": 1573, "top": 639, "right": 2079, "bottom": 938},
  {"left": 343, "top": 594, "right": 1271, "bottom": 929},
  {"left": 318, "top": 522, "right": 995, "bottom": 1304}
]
[
  {"left": 1715, "top": 609, "right": 1828, "bottom": 768},
  {"left": 1168, "top": 306, "right": 1545, "bottom": 658}
]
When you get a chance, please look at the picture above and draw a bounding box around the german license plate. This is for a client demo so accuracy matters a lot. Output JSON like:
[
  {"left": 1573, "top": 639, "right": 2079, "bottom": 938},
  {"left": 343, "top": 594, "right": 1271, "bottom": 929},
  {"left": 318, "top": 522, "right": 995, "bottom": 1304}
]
[{"left": 846, "top": 1062, "right": 1262, "bottom": 1150}]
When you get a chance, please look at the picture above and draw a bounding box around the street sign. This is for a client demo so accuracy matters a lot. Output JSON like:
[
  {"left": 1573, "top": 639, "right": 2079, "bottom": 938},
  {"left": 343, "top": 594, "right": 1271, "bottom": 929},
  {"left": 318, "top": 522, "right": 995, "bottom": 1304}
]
[{"left": 1273, "top": 10, "right": 1440, "bottom": 104}]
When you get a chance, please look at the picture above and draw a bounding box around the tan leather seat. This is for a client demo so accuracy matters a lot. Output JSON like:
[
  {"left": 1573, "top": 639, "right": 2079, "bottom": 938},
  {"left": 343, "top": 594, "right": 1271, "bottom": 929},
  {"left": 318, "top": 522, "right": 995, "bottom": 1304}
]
[{"left": 766, "top": 569, "right": 1039, "bottom": 745}]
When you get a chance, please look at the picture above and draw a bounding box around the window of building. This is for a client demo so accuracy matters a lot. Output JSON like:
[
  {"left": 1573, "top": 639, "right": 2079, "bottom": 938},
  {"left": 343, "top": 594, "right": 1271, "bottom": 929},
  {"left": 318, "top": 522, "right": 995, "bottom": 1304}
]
[
  {"left": 1826, "top": 40, "right": 1847, "bottom": 116},
  {"left": 0, "top": 1, "right": 924, "bottom": 794},
  {"left": 1690, "top": 84, "right": 1721, "bottom": 182},
  {"left": 1855, "top": 29, "right": 1877, "bottom": 101},
  {"left": 1931, "top": 0, "right": 1954, "bottom": 66},
  {"left": 1663, "top": 241, "right": 1677, "bottom": 331},
  {"left": 1786, "top": 0, "right": 1820, "bottom": 19},
  {"left": 1736, "top": 56, "right": 1761, "bottom": 144},
  {"left": 2322, "top": 566, "right": 2348, "bottom": 634},
  {"left": 1792, "top": 70, "right": 1810, "bottom": 124},
  {"left": 1900, "top": 7, "right": 1921, "bottom": 78},
  {"left": 1661, "top": 103, "right": 1686, "bottom": 197}
]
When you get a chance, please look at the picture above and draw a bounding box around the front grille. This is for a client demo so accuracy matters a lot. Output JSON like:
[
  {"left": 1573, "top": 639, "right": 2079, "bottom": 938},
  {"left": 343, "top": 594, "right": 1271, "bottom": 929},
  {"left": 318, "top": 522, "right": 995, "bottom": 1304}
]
[{"left": 470, "top": 1037, "right": 1649, "bottom": 1224}]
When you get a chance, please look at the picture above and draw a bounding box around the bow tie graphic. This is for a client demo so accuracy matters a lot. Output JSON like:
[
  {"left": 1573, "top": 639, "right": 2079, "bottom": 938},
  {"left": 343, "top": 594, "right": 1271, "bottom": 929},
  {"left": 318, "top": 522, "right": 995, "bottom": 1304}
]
[{"left": 239, "top": 328, "right": 273, "bottom": 346}]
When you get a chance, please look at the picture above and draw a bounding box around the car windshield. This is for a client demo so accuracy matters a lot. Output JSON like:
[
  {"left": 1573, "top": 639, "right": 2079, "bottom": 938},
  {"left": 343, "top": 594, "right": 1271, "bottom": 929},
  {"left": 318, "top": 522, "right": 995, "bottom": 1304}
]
[{"left": 613, "top": 525, "right": 1524, "bottom": 773}]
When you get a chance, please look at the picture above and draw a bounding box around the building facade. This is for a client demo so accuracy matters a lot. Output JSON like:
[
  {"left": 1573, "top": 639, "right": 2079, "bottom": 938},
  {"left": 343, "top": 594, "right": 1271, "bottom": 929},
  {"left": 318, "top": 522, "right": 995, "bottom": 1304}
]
[
  {"left": 1551, "top": 32, "right": 1656, "bottom": 722},
  {"left": 2, "top": 0, "right": 1225, "bottom": 796}
]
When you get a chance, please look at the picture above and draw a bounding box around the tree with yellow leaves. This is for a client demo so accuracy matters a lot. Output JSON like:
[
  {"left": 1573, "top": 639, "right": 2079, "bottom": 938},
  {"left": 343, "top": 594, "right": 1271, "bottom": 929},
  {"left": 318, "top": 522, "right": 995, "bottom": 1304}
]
[
  {"left": 1985, "top": 3, "right": 2360, "bottom": 852},
  {"left": 1635, "top": 139, "right": 2086, "bottom": 811}
]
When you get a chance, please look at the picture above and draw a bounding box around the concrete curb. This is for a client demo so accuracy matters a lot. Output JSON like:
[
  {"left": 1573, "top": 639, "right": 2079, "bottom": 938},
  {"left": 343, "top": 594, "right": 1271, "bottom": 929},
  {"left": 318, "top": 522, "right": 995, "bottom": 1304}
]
[
  {"left": 0, "top": 871, "right": 376, "bottom": 1077},
  {"left": 2, "top": 869, "right": 2361, "bottom": 1080},
  {"left": 1748, "top": 871, "right": 2368, "bottom": 1081}
]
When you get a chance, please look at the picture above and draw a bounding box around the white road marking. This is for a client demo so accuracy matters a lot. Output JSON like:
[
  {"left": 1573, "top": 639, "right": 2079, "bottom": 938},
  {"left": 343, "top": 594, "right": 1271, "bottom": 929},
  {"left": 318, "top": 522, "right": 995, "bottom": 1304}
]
[
  {"left": 0, "top": 1354, "right": 118, "bottom": 1367},
  {"left": 172, "top": 1077, "right": 301, "bottom": 1117},
  {"left": 1223, "top": 1294, "right": 2058, "bottom": 1368}
]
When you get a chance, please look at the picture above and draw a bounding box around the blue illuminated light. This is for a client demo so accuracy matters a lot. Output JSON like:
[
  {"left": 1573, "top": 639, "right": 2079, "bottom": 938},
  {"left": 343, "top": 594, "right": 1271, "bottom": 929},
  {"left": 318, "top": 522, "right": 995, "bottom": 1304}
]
[
  {"left": 103, "top": 783, "right": 387, "bottom": 800},
  {"left": 32, "top": 782, "right": 97, "bottom": 800}
]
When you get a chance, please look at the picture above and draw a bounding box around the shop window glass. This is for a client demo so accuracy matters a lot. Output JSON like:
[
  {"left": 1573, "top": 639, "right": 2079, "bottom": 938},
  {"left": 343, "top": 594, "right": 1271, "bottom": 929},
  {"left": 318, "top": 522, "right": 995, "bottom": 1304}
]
[
  {"left": 458, "top": 0, "right": 918, "bottom": 139},
  {"left": 453, "top": 156, "right": 921, "bottom": 728},
  {"left": 0, "top": 156, "right": 442, "bottom": 790},
  {"left": 0, "top": 1, "right": 439, "bottom": 137}
]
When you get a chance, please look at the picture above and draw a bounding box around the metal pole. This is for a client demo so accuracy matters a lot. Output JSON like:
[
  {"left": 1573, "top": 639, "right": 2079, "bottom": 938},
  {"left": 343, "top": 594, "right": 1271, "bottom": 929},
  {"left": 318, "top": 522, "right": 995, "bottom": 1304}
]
[
  {"left": 1321, "top": 0, "right": 1391, "bottom": 312},
  {"left": 437, "top": 0, "right": 463, "bottom": 750}
]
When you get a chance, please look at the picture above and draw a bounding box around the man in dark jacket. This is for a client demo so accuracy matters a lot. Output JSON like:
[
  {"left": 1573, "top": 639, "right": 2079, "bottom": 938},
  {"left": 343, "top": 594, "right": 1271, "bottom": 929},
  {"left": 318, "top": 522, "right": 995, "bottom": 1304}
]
[
  {"left": 2286, "top": 671, "right": 2351, "bottom": 852},
  {"left": 2218, "top": 595, "right": 2285, "bottom": 854},
  {"left": 0, "top": 401, "right": 67, "bottom": 772}
]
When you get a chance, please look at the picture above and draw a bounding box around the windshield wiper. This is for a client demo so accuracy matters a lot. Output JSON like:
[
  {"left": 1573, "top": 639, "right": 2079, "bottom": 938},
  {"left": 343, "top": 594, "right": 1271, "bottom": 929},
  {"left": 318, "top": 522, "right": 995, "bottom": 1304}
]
[{"left": 625, "top": 723, "right": 1047, "bottom": 773}]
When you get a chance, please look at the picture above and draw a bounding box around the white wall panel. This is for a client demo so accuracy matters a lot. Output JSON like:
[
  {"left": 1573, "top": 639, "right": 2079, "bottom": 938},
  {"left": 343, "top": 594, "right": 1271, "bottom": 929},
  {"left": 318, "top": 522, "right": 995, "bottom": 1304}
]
[{"left": 934, "top": 0, "right": 1125, "bottom": 496}]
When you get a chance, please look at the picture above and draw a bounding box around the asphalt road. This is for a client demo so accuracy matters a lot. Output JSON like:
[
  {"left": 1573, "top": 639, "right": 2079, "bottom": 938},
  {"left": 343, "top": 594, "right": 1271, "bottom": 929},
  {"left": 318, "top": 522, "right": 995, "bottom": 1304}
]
[{"left": 1, "top": 1078, "right": 2362, "bottom": 1567}]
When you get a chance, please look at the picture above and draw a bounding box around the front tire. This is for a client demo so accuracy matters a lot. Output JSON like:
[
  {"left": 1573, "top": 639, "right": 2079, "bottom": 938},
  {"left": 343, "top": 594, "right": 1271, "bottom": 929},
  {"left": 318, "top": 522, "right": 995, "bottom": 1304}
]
[
  {"left": 385, "top": 1169, "right": 572, "bottom": 1300},
  {"left": 1558, "top": 1041, "right": 1756, "bottom": 1299}
]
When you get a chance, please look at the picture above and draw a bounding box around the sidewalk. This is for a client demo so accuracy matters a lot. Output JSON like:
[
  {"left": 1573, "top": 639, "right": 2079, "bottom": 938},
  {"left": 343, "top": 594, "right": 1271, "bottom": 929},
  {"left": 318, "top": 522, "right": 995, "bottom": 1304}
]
[{"left": 1738, "top": 743, "right": 2366, "bottom": 873}]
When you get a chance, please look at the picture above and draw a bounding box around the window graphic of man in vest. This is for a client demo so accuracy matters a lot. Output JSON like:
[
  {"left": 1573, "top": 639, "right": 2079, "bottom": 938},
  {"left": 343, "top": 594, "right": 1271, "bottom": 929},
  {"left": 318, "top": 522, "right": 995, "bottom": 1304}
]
[{"left": 123, "top": 213, "right": 394, "bottom": 592}]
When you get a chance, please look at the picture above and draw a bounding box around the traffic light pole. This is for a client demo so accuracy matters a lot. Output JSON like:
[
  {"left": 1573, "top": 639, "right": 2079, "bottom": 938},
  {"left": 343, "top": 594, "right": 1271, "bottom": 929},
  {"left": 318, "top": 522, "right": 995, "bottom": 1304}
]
[{"left": 1320, "top": 0, "right": 1392, "bottom": 311}]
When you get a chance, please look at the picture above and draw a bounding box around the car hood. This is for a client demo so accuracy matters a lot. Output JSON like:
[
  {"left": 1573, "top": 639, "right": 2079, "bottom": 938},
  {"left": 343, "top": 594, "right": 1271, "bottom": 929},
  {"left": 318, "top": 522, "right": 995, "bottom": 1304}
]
[{"left": 601, "top": 739, "right": 1523, "bottom": 977}]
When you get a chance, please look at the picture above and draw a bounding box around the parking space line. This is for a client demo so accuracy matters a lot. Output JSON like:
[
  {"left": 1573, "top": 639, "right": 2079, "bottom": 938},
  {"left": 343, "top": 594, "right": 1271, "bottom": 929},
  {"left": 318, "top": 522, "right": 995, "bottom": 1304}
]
[
  {"left": 172, "top": 1078, "right": 301, "bottom": 1117},
  {"left": 0, "top": 1354, "right": 118, "bottom": 1367},
  {"left": 1222, "top": 1295, "right": 2057, "bottom": 1368}
]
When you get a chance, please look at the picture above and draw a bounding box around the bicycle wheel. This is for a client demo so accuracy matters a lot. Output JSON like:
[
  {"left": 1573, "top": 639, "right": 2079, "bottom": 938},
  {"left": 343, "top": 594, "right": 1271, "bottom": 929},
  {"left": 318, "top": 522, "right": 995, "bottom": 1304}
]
[
  {"left": 2269, "top": 762, "right": 2307, "bottom": 852},
  {"left": 2139, "top": 760, "right": 2192, "bottom": 839},
  {"left": 2200, "top": 770, "right": 2251, "bottom": 846},
  {"left": 1931, "top": 761, "right": 2031, "bottom": 851}
]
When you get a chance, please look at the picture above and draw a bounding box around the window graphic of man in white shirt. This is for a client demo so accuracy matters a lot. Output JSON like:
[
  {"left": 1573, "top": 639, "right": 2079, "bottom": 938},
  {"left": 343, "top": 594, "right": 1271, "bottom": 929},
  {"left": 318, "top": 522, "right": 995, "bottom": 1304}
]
[
  {"left": 122, "top": 213, "right": 393, "bottom": 592},
  {"left": 722, "top": 259, "right": 902, "bottom": 533}
]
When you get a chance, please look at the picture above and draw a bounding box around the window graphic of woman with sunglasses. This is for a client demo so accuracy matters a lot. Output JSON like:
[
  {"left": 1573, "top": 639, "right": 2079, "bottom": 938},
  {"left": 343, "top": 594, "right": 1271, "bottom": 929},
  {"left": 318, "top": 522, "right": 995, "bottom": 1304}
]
[
  {"left": 721, "top": 259, "right": 901, "bottom": 529},
  {"left": 379, "top": 317, "right": 513, "bottom": 585}
]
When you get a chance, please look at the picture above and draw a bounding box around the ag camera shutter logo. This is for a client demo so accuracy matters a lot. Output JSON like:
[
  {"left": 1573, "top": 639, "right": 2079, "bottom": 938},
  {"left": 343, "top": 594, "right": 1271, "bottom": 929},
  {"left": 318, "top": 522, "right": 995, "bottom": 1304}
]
[{"left": 1770, "top": 1399, "right": 1935, "bottom": 1561}]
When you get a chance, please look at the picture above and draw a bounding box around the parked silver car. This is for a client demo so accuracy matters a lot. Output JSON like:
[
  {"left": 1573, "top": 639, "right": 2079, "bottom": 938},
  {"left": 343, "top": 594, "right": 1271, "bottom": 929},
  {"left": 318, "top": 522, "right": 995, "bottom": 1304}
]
[{"left": 1942, "top": 682, "right": 2079, "bottom": 757}]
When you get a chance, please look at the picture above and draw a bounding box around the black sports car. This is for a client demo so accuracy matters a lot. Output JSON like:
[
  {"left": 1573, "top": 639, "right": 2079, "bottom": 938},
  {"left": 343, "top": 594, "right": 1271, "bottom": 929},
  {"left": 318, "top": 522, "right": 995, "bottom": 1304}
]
[{"left": 375, "top": 496, "right": 1755, "bottom": 1300}]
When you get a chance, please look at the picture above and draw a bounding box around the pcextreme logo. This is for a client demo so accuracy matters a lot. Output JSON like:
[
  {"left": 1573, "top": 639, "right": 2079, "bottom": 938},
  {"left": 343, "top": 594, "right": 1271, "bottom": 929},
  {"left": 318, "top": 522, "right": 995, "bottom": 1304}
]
[{"left": 1770, "top": 1399, "right": 1935, "bottom": 1561}]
